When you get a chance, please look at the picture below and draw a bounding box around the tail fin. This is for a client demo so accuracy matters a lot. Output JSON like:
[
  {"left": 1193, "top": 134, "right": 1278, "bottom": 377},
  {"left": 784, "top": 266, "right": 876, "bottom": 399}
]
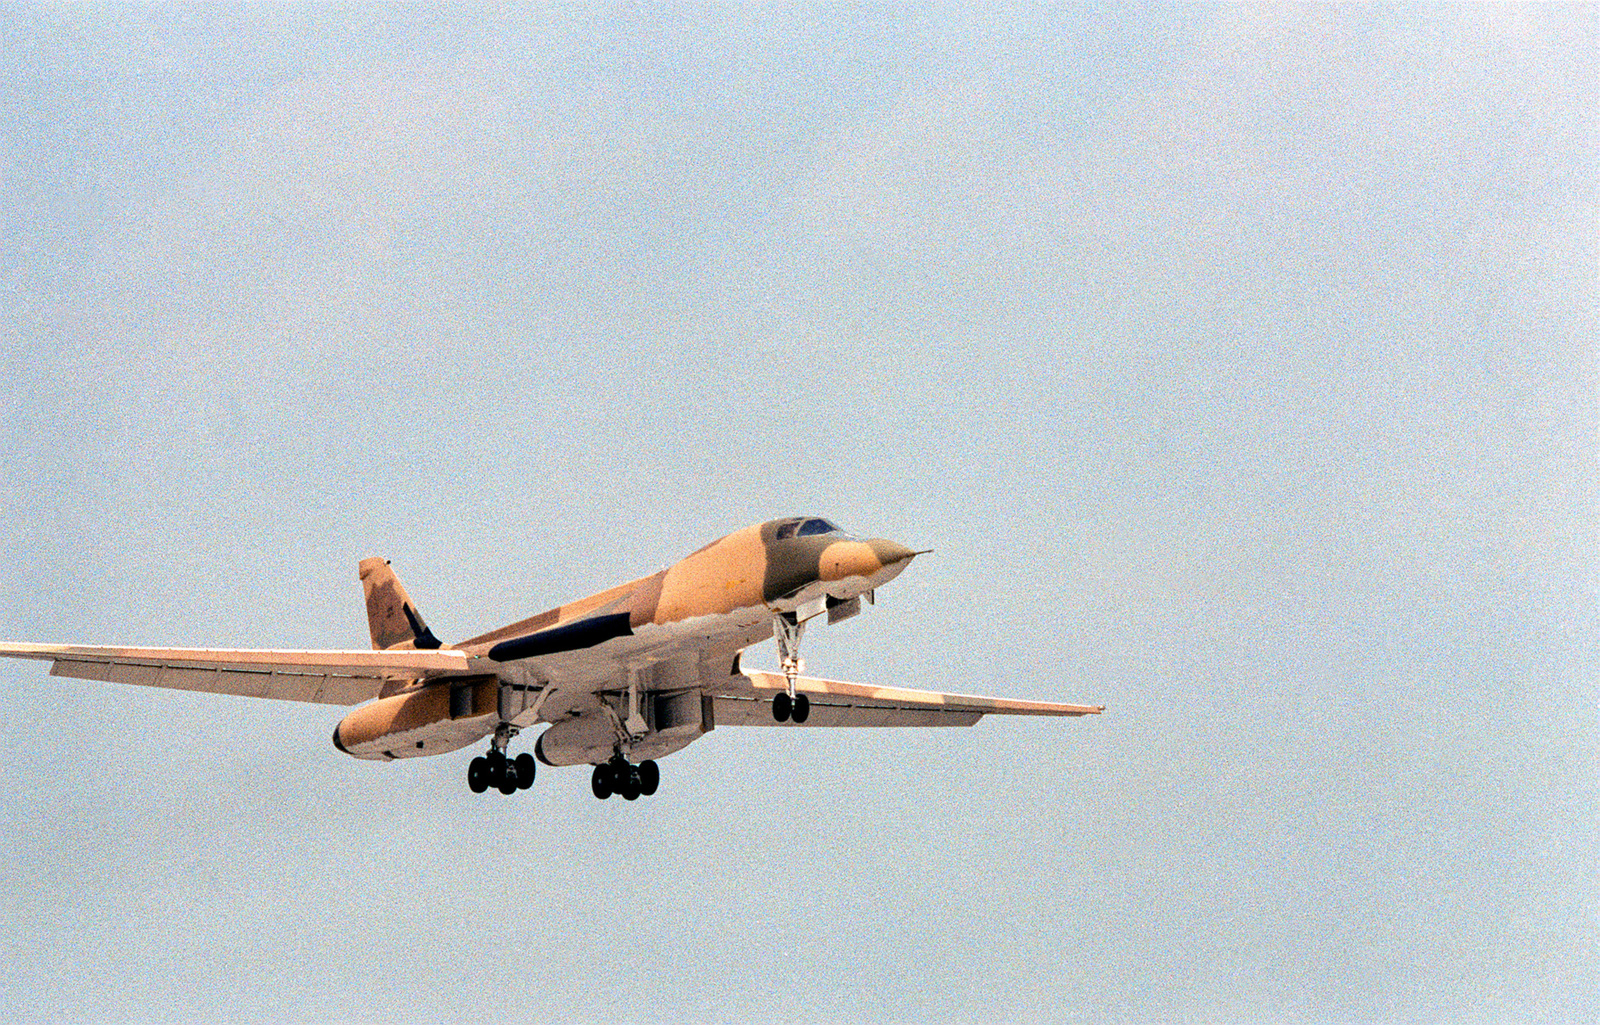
[{"left": 358, "top": 557, "right": 442, "bottom": 650}]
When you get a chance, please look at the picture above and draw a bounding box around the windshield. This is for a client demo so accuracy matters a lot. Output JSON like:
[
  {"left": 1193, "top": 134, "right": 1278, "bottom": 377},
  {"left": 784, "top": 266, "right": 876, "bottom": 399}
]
[{"left": 774, "top": 517, "right": 843, "bottom": 540}]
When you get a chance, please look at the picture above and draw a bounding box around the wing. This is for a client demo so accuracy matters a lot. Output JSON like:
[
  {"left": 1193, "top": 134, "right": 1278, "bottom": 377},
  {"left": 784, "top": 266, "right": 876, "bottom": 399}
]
[
  {"left": 0, "top": 642, "right": 475, "bottom": 706},
  {"left": 715, "top": 670, "right": 1104, "bottom": 727}
]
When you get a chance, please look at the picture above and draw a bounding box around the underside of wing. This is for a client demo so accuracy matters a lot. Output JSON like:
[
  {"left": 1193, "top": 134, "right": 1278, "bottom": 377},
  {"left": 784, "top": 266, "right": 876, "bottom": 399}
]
[
  {"left": 0, "top": 642, "right": 475, "bottom": 706},
  {"left": 716, "top": 670, "right": 1105, "bottom": 727}
]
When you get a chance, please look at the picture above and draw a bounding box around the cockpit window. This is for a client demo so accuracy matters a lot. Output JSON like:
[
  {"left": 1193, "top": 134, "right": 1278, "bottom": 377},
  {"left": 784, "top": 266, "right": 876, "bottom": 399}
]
[{"left": 775, "top": 517, "right": 842, "bottom": 540}]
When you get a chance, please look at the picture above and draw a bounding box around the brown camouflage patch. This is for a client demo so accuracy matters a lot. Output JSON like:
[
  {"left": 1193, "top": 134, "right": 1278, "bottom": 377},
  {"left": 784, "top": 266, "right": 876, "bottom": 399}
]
[{"left": 358, "top": 557, "right": 438, "bottom": 651}]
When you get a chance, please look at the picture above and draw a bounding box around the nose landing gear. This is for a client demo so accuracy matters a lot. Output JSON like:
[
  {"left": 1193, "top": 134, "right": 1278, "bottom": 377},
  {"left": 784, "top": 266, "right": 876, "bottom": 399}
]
[{"left": 771, "top": 612, "right": 812, "bottom": 723}]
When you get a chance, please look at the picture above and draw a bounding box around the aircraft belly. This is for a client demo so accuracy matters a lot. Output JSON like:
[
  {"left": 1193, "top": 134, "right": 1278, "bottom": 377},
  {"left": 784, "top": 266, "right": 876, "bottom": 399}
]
[
  {"left": 771, "top": 574, "right": 882, "bottom": 618},
  {"left": 533, "top": 690, "right": 714, "bottom": 766}
]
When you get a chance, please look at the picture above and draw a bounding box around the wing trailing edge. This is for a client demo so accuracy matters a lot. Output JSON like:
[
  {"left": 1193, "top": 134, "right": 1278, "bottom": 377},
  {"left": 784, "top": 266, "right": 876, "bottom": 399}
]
[{"left": 0, "top": 643, "right": 475, "bottom": 706}]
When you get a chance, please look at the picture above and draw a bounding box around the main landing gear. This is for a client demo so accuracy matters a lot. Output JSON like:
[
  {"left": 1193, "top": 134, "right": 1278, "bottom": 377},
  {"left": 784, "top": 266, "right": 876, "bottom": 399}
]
[
  {"left": 467, "top": 749, "right": 536, "bottom": 795},
  {"left": 771, "top": 611, "right": 811, "bottom": 724},
  {"left": 467, "top": 722, "right": 535, "bottom": 796},
  {"left": 591, "top": 756, "right": 659, "bottom": 801}
]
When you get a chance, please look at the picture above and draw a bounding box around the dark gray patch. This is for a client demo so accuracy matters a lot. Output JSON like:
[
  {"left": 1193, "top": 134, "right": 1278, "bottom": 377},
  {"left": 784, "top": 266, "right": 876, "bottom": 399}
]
[
  {"left": 488, "top": 612, "right": 634, "bottom": 662},
  {"left": 761, "top": 534, "right": 831, "bottom": 602}
]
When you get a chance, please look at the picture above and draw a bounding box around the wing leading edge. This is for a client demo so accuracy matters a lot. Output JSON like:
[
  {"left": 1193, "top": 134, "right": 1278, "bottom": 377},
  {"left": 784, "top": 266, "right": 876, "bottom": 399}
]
[
  {"left": 717, "top": 670, "right": 1105, "bottom": 727},
  {"left": 0, "top": 643, "right": 474, "bottom": 706}
]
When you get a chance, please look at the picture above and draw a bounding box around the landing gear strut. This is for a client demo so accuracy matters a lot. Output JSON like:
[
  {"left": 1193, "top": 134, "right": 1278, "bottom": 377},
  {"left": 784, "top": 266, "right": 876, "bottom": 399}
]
[
  {"left": 771, "top": 612, "right": 811, "bottom": 724},
  {"left": 590, "top": 756, "right": 660, "bottom": 801},
  {"left": 467, "top": 723, "right": 536, "bottom": 796}
]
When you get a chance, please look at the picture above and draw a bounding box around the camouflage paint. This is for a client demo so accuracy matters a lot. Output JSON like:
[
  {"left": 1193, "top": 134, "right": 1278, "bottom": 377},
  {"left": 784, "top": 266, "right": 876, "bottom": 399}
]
[{"left": 359, "top": 557, "right": 440, "bottom": 650}]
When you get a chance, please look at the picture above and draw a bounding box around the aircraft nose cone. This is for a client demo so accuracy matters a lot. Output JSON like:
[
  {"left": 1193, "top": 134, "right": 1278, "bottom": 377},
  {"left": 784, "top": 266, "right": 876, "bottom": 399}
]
[
  {"left": 817, "top": 538, "right": 923, "bottom": 583},
  {"left": 867, "top": 539, "right": 918, "bottom": 567}
]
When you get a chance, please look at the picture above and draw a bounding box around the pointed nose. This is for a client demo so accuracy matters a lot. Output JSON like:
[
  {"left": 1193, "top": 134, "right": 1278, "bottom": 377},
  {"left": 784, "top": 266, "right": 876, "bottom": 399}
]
[
  {"left": 866, "top": 538, "right": 918, "bottom": 567},
  {"left": 818, "top": 538, "right": 921, "bottom": 583}
]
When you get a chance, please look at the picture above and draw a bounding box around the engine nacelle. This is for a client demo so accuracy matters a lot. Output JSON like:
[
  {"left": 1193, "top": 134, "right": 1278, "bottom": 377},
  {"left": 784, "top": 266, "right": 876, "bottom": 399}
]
[
  {"left": 535, "top": 689, "right": 714, "bottom": 766},
  {"left": 332, "top": 676, "right": 498, "bottom": 760}
]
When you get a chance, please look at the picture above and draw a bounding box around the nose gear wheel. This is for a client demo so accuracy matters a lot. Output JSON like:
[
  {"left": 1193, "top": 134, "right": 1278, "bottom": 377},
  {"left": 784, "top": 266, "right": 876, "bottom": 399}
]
[{"left": 772, "top": 690, "right": 811, "bottom": 723}]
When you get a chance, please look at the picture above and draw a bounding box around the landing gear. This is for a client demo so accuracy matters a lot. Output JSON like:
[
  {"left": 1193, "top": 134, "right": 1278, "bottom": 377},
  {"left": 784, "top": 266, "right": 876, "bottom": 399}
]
[
  {"left": 465, "top": 728, "right": 662, "bottom": 803},
  {"left": 466, "top": 724, "right": 537, "bottom": 796},
  {"left": 772, "top": 612, "right": 812, "bottom": 723},
  {"left": 589, "top": 756, "right": 660, "bottom": 801},
  {"left": 591, "top": 762, "right": 614, "bottom": 800},
  {"left": 771, "top": 690, "right": 812, "bottom": 723}
]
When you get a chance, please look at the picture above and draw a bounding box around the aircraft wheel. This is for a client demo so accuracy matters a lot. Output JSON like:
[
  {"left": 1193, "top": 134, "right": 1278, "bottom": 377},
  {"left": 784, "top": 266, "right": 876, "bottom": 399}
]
[
  {"left": 497, "top": 764, "right": 519, "bottom": 795},
  {"left": 618, "top": 769, "right": 642, "bottom": 801},
  {"left": 637, "top": 760, "right": 659, "bottom": 797},
  {"left": 467, "top": 756, "right": 490, "bottom": 794},
  {"left": 791, "top": 693, "right": 811, "bottom": 724},
  {"left": 591, "top": 763, "right": 613, "bottom": 800},
  {"left": 485, "top": 750, "right": 506, "bottom": 788},
  {"left": 772, "top": 691, "right": 792, "bottom": 722},
  {"left": 514, "top": 753, "right": 537, "bottom": 790}
]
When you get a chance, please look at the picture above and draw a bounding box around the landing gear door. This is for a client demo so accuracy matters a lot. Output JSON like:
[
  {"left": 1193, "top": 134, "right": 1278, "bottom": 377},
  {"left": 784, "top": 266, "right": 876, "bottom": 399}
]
[
  {"left": 653, "top": 689, "right": 707, "bottom": 741},
  {"left": 449, "top": 677, "right": 497, "bottom": 720}
]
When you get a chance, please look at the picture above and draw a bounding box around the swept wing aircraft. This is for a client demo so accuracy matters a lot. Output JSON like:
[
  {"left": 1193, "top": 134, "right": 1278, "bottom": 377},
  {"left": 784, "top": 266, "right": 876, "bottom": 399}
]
[{"left": 0, "top": 517, "right": 1102, "bottom": 801}]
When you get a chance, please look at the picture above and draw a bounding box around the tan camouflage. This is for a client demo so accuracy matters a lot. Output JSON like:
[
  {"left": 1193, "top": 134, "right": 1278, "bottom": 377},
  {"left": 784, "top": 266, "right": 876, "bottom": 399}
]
[
  {"left": 358, "top": 557, "right": 440, "bottom": 651},
  {"left": 448, "top": 520, "right": 919, "bottom": 651}
]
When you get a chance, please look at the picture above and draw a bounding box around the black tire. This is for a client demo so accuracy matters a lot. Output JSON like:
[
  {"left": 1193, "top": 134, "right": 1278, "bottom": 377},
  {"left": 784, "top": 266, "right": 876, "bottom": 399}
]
[
  {"left": 486, "top": 751, "right": 506, "bottom": 788},
  {"left": 619, "top": 770, "right": 642, "bottom": 801},
  {"left": 498, "top": 764, "right": 519, "bottom": 795},
  {"left": 637, "top": 759, "right": 659, "bottom": 797},
  {"left": 791, "top": 692, "right": 811, "bottom": 724},
  {"left": 591, "top": 763, "right": 613, "bottom": 800},
  {"left": 514, "top": 753, "right": 536, "bottom": 789},
  {"left": 772, "top": 691, "right": 792, "bottom": 722},
  {"left": 467, "top": 756, "right": 489, "bottom": 794}
]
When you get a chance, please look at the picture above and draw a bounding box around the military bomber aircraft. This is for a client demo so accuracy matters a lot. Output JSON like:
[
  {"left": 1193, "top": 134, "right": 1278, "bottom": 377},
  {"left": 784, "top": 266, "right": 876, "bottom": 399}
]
[{"left": 0, "top": 517, "right": 1102, "bottom": 801}]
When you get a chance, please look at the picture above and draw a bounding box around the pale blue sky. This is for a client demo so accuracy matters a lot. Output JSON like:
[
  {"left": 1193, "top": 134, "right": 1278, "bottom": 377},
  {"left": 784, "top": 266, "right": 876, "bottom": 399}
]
[{"left": 1, "top": 6, "right": 1594, "bottom": 1023}]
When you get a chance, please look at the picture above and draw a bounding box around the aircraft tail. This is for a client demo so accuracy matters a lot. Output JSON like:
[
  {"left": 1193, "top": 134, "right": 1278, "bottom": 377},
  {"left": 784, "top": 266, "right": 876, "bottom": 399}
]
[{"left": 358, "top": 557, "right": 442, "bottom": 650}]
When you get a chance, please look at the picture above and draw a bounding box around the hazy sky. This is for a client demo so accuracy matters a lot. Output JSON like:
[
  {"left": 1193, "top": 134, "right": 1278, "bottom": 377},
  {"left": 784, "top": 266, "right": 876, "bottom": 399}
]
[{"left": 1, "top": 6, "right": 1594, "bottom": 1024}]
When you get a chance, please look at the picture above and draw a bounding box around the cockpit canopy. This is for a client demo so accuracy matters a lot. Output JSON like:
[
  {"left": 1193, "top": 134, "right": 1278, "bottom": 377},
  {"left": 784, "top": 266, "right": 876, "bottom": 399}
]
[{"left": 773, "top": 517, "right": 844, "bottom": 540}]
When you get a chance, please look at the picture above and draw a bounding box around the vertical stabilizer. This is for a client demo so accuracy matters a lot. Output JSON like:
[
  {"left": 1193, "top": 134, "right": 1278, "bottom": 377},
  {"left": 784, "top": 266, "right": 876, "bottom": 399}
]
[{"left": 358, "top": 557, "right": 442, "bottom": 650}]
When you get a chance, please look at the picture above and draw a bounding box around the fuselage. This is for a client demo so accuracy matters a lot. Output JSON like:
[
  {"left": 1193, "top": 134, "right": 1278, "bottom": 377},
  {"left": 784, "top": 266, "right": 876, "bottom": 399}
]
[{"left": 331, "top": 517, "right": 917, "bottom": 762}]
